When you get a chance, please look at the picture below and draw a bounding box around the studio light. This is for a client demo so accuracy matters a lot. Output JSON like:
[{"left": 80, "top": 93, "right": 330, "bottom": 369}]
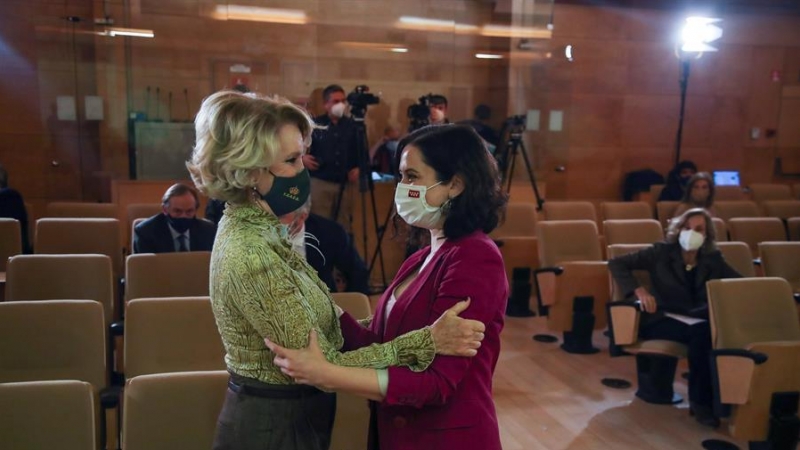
[
  {"left": 475, "top": 53, "right": 503, "bottom": 59},
  {"left": 107, "top": 27, "right": 155, "bottom": 38}
]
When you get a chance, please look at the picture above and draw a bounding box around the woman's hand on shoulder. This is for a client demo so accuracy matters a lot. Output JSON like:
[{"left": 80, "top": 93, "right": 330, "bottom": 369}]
[{"left": 430, "top": 298, "right": 486, "bottom": 357}]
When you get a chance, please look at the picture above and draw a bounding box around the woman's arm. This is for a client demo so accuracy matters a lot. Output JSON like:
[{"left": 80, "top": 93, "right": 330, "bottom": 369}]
[{"left": 607, "top": 245, "right": 658, "bottom": 299}]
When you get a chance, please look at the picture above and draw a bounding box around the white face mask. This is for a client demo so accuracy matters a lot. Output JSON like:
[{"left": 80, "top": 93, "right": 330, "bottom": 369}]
[
  {"left": 330, "top": 102, "right": 346, "bottom": 118},
  {"left": 395, "top": 181, "right": 446, "bottom": 229},
  {"left": 679, "top": 229, "right": 705, "bottom": 252},
  {"left": 430, "top": 108, "right": 445, "bottom": 123}
]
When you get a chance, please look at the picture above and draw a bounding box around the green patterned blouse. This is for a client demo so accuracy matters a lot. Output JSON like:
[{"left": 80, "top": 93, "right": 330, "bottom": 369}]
[{"left": 210, "top": 202, "right": 435, "bottom": 384}]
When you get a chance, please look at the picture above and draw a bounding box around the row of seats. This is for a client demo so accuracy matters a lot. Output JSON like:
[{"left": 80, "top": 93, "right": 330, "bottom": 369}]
[
  {"left": 0, "top": 293, "right": 373, "bottom": 450},
  {"left": 649, "top": 183, "right": 800, "bottom": 203}
]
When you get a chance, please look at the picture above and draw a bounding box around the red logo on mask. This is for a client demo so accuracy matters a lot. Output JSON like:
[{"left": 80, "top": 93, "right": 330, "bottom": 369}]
[{"left": 408, "top": 190, "right": 420, "bottom": 198}]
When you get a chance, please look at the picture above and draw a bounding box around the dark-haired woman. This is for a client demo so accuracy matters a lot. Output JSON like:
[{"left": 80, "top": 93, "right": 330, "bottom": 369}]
[
  {"left": 673, "top": 172, "right": 717, "bottom": 218},
  {"left": 266, "top": 124, "right": 509, "bottom": 450}
]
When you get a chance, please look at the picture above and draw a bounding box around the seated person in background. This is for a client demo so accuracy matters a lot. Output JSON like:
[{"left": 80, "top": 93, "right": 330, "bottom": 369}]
[
  {"left": 460, "top": 104, "right": 499, "bottom": 148},
  {"left": 608, "top": 208, "right": 741, "bottom": 428},
  {"left": 133, "top": 183, "right": 216, "bottom": 253},
  {"left": 0, "top": 163, "right": 31, "bottom": 253},
  {"left": 658, "top": 160, "right": 697, "bottom": 201},
  {"left": 208, "top": 196, "right": 369, "bottom": 294},
  {"left": 370, "top": 125, "right": 401, "bottom": 176},
  {"left": 673, "top": 172, "right": 717, "bottom": 218},
  {"left": 281, "top": 199, "right": 370, "bottom": 294}
]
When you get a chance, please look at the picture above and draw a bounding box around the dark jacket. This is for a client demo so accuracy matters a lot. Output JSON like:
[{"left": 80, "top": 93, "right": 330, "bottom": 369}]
[
  {"left": 305, "top": 213, "right": 368, "bottom": 294},
  {"left": 0, "top": 188, "right": 31, "bottom": 253},
  {"left": 133, "top": 213, "right": 216, "bottom": 254},
  {"left": 608, "top": 242, "right": 741, "bottom": 323},
  {"left": 308, "top": 115, "right": 359, "bottom": 183}
]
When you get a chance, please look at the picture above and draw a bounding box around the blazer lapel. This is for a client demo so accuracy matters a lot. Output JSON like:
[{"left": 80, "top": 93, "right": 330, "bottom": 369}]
[{"left": 384, "top": 242, "right": 452, "bottom": 339}]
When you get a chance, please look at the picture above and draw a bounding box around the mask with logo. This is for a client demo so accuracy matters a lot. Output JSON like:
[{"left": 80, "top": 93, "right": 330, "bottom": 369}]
[
  {"left": 259, "top": 169, "right": 311, "bottom": 217},
  {"left": 330, "top": 102, "right": 346, "bottom": 118},
  {"left": 167, "top": 216, "right": 195, "bottom": 234},
  {"left": 679, "top": 229, "right": 705, "bottom": 252},
  {"left": 430, "top": 108, "right": 445, "bottom": 123},
  {"left": 395, "top": 181, "right": 448, "bottom": 229}
]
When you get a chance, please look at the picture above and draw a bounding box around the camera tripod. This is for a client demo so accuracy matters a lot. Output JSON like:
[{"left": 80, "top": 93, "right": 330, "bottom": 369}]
[
  {"left": 331, "top": 116, "right": 389, "bottom": 291},
  {"left": 501, "top": 124, "right": 544, "bottom": 211}
]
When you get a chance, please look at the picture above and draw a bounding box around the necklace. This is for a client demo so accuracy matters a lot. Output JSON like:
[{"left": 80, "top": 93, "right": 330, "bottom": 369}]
[{"left": 685, "top": 264, "right": 694, "bottom": 271}]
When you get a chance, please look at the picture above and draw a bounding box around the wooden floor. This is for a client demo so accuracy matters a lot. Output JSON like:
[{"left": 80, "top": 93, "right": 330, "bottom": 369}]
[{"left": 493, "top": 316, "right": 754, "bottom": 450}]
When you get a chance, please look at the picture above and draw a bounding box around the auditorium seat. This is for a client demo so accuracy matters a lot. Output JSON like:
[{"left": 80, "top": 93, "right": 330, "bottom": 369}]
[
  {"left": 760, "top": 200, "right": 800, "bottom": 220},
  {"left": 331, "top": 292, "right": 371, "bottom": 320},
  {"left": 655, "top": 201, "right": 679, "bottom": 228},
  {"left": 601, "top": 202, "right": 653, "bottom": 221},
  {"left": 715, "top": 186, "right": 746, "bottom": 201},
  {"left": 748, "top": 183, "right": 792, "bottom": 203},
  {"left": 124, "top": 297, "right": 225, "bottom": 379},
  {"left": 534, "top": 220, "right": 608, "bottom": 353},
  {"left": 491, "top": 203, "right": 539, "bottom": 316},
  {"left": 603, "top": 219, "right": 663, "bottom": 245},
  {"left": 716, "top": 242, "right": 757, "bottom": 278},
  {"left": 122, "top": 371, "right": 228, "bottom": 450},
  {"left": 793, "top": 184, "right": 800, "bottom": 200},
  {"left": 649, "top": 184, "right": 665, "bottom": 206},
  {"left": 758, "top": 242, "right": 800, "bottom": 293},
  {"left": 130, "top": 218, "right": 146, "bottom": 250},
  {"left": 715, "top": 201, "right": 762, "bottom": 222},
  {"left": 727, "top": 218, "right": 787, "bottom": 257},
  {"left": 543, "top": 201, "right": 597, "bottom": 223},
  {"left": 707, "top": 278, "right": 800, "bottom": 447},
  {"left": 45, "top": 202, "right": 118, "bottom": 219},
  {"left": 124, "top": 252, "right": 211, "bottom": 303},
  {"left": 0, "top": 380, "right": 97, "bottom": 450},
  {"left": 712, "top": 217, "right": 729, "bottom": 241},
  {"left": 788, "top": 217, "right": 800, "bottom": 241},
  {"left": 126, "top": 203, "right": 163, "bottom": 252},
  {"left": 493, "top": 202, "right": 538, "bottom": 238},
  {"left": 35, "top": 218, "right": 123, "bottom": 280},
  {"left": 606, "top": 244, "right": 687, "bottom": 404}
]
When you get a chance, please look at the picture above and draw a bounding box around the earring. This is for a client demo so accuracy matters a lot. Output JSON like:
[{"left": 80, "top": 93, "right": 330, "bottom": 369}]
[{"left": 442, "top": 198, "right": 453, "bottom": 214}]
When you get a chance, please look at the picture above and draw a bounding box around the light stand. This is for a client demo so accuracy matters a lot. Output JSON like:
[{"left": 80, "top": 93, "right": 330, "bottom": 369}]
[{"left": 674, "top": 58, "right": 690, "bottom": 165}]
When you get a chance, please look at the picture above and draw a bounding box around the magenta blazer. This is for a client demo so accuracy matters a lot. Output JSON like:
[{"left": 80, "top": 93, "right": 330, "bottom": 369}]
[{"left": 339, "top": 231, "right": 507, "bottom": 450}]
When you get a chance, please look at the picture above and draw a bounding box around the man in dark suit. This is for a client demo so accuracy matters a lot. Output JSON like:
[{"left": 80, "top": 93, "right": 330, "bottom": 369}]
[
  {"left": 133, "top": 183, "right": 216, "bottom": 254},
  {"left": 0, "top": 163, "right": 31, "bottom": 253}
]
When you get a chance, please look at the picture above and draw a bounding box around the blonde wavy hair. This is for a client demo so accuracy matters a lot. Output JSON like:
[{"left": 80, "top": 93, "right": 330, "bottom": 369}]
[
  {"left": 666, "top": 207, "right": 717, "bottom": 253},
  {"left": 187, "top": 91, "right": 315, "bottom": 204}
]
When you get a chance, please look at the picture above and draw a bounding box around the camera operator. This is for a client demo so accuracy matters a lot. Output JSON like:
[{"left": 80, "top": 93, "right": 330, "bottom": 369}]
[
  {"left": 428, "top": 94, "right": 449, "bottom": 125},
  {"left": 303, "top": 84, "right": 359, "bottom": 231}
]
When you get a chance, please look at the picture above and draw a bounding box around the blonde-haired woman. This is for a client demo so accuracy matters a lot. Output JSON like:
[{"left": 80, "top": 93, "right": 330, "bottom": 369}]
[
  {"left": 672, "top": 172, "right": 717, "bottom": 218},
  {"left": 187, "top": 91, "right": 485, "bottom": 450},
  {"left": 608, "top": 208, "right": 740, "bottom": 428}
]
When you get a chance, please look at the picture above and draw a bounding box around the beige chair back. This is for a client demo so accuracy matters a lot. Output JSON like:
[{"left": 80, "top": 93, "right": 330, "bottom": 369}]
[
  {"left": 331, "top": 392, "right": 370, "bottom": 450},
  {"left": 759, "top": 242, "right": 800, "bottom": 293},
  {"left": 537, "top": 220, "right": 601, "bottom": 267},
  {"left": 649, "top": 184, "right": 665, "bottom": 205},
  {"left": 543, "top": 201, "right": 597, "bottom": 222},
  {"left": 331, "top": 292, "right": 372, "bottom": 320},
  {"left": 715, "top": 201, "right": 761, "bottom": 222},
  {"left": 708, "top": 278, "right": 800, "bottom": 350},
  {"left": 124, "top": 297, "right": 225, "bottom": 379},
  {"left": 749, "top": 183, "right": 792, "bottom": 202},
  {"left": 492, "top": 202, "right": 537, "bottom": 238},
  {"left": 0, "top": 218, "right": 21, "bottom": 272},
  {"left": 715, "top": 186, "right": 746, "bottom": 201},
  {"left": 0, "top": 380, "right": 96, "bottom": 450},
  {"left": 727, "top": 218, "right": 787, "bottom": 257},
  {"left": 126, "top": 203, "right": 163, "bottom": 225},
  {"left": 125, "top": 252, "right": 211, "bottom": 303},
  {"left": 6, "top": 254, "right": 115, "bottom": 325},
  {"left": 601, "top": 202, "right": 652, "bottom": 221},
  {"left": 716, "top": 242, "right": 756, "bottom": 278},
  {"left": 603, "top": 219, "right": 663, "bottom": 245},
  {"left": 656, "top": 201, "right": 679, "bottom": 228},
  {"left": 0, "top": 300, "right": 106, "bottom": 390},
  {"left": 760, "top": 200, "right": 800, "bottom": 220},
  {"left": 45, "top": 202, "right": 118, "bottom": 219},
  {"left": 122, "top": 371, "right": 228, "bottom": 450},
  {"left": 35, "top": 218, "right": 122, "bottom": 277},
  {"left": 712, "top": 217, "right": 728, "bottom": 241}
]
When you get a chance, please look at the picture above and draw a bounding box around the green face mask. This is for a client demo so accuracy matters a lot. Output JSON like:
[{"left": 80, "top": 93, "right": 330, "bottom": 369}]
[{"left": 259, "top": 169, "right": 311, "bottom": 216}]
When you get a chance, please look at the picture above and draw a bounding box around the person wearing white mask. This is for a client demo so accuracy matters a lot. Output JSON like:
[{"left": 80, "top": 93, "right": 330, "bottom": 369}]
[
  {"left": 264, "top": 124, "right": 509, "bottom": 450},
  {"left": 428, "top": 94, "right": 449, "bottom": 125},
  {"left": 304, "top": 84, "right": 360, "bottom": 231},
  {"left": 608, "top": 208, "right": 741, "bottom": 428}
]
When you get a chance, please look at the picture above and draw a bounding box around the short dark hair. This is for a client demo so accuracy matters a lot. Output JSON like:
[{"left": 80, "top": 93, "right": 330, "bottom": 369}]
[
  {"left": 397, "top": 124, "right": 507, "bottom": 240},
  {"left": 0, "top": 164, "right": 7, "bottom": 189},
  {"left": 474, "top": 104, "right": 491, "bottom": 121},
  {"left": 428, "top": 94, "right": 448, "bottom": 107},
  {"left": 676, "top": 160, "right": 698, "bottom": 174},
  {"left": 680, "top": 172, "right": 715, "bottom": 207},
  {"left": 322, "top": 85, "right": 345, "bottom": 103},
  {"left": 162, "top": 183, "right": 199, "bottom": 208}
]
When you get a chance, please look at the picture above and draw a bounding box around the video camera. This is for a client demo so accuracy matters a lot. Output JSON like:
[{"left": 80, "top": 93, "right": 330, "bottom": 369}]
[
  {"left": 347, "top": 85, "right": 379, "bottom": 119},
  {"left": 407, "top": 94, "right": 436, "bottom": 131}
]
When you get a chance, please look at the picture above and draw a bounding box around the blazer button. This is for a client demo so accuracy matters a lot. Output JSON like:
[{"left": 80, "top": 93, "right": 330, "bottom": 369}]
[{"left": 392, "top": 416, "right": 407, "bottom": 429}]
